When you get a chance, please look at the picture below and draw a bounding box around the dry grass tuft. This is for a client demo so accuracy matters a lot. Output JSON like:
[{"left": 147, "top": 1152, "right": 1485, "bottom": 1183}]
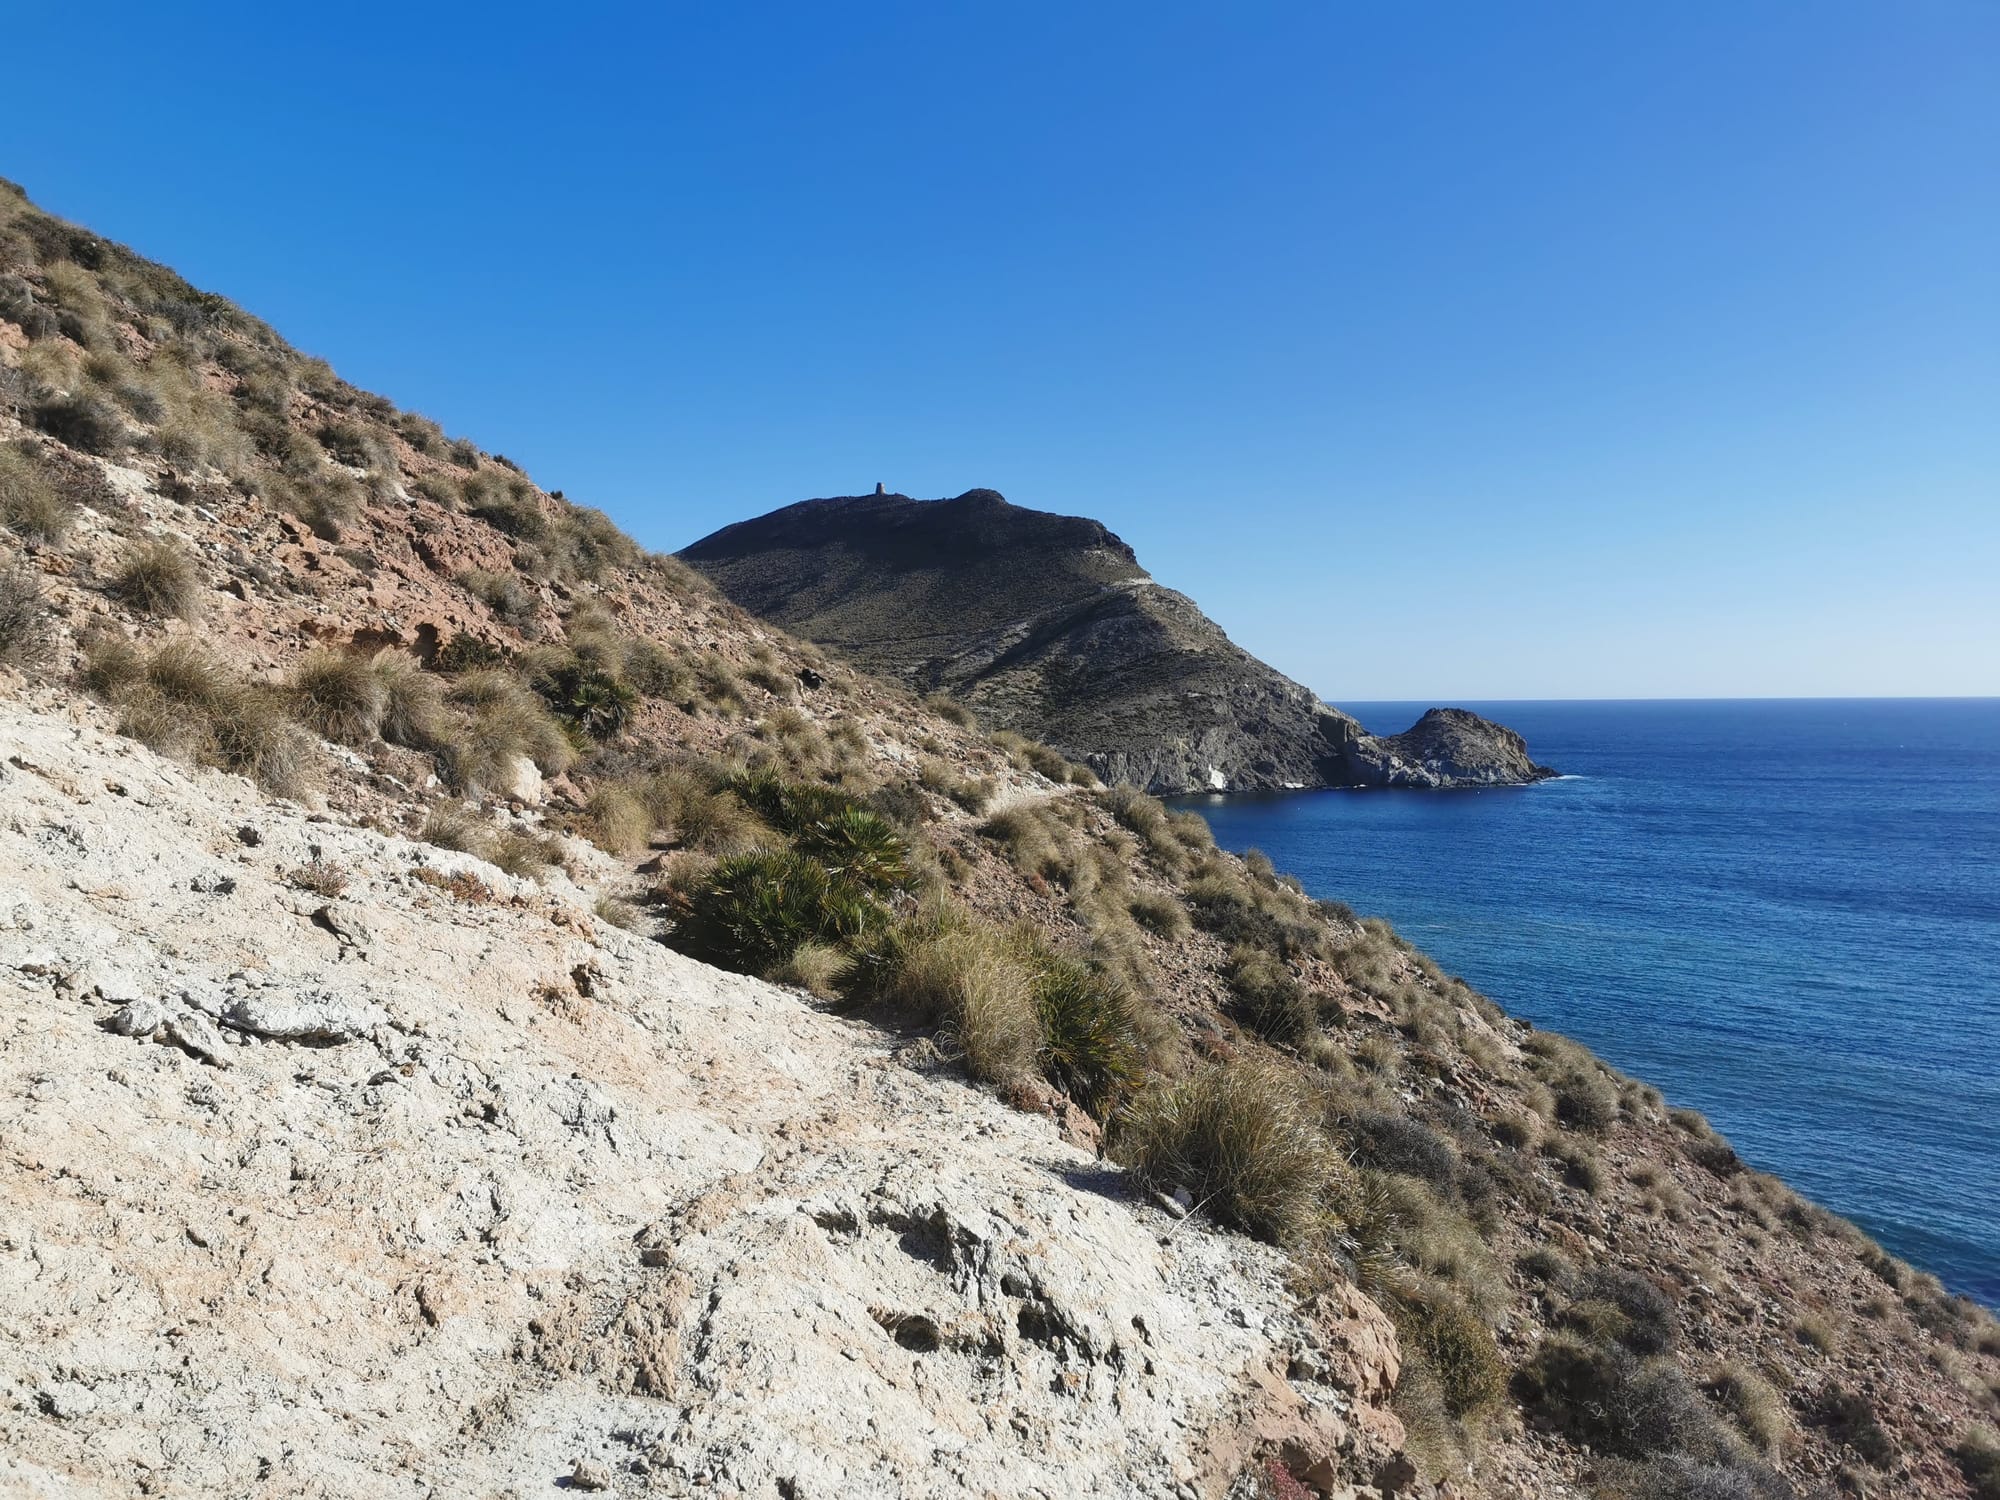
[
  {"left": 1116, "top": 1060, "right": 1340, "bottom": 1248},
  {"left": 0, "top": 563, "right": 53, "bottom": 670},
  {"left": 288, "top": 649, "right": 386, "bottom": 745},
  {"left": 112, "top": 539, "right": 202, "bottom": 620}
]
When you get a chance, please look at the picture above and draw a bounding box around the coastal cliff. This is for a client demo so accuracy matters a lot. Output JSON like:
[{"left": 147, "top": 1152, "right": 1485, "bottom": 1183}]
[
  {"left": 3, "top": 179, "right": 1997, "bottom": 1500},
  {"left": 679, "top": 490, "right": 1556, "bottom": 795}
]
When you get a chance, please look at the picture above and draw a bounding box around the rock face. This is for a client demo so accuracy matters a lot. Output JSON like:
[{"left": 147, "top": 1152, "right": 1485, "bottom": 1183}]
[
  {"left": 0, "top": 703, "right": 1400, "bottom": 1498},
  {"left": 680, "top": 490, "right": 1555, "bottom": 794}
]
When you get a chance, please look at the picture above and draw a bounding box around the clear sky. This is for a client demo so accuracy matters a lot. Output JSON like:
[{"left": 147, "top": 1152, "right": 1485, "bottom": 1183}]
[{"left": 5, "top": 2, "right": 1995, "bottom": 699}]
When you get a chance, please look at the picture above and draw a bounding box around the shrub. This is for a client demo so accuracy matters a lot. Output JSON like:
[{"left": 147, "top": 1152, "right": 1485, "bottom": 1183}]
[
  {"left": 0, "top": 563, "right": 52, "bottom": 670},
  {"left": 1566, "top": 1269, "right": 1679, "bottom": 1355},
  {"left": 112, "top": 539, "right": 201, "bottom": 619},
  {"left": 1390, "top": 1281, "right": 1507, "bottom": 1418},
  {"left": 1958, "top": 1428, "right": 2000, "bottom": 1500},
  {"left": 1029, "top": 949, "right": 1143, "bottom": 1116},
  {"left": 1344, "top": 1109, "right": 1458, "bottom": 1190},
  {"left": 1517, "top": 1337, "right": 1721, "bottom": 1460},
  {"left": 1808, "top": 1385, "right": 1894, "bottom": 1467},
  {"left": 286, "top": 860, "right": 349, "bottom": 898},
  {"left": 1116, "top": 1061, "right": 1337, "bottom": 1248},
  {"left": 287, "top": 649, "right": 386, "bottom": 745},
  {"left": 31, "top": 391, "right": 126, "bottom": 454},
  {"left": 0, "top": 444, "right": 74, "bottom": 544},
  {"left": 670, "top": 849, "right": 886, "bottom": 975}
]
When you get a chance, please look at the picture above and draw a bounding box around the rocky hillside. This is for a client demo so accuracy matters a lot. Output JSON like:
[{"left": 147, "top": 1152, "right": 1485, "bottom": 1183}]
[
  {"left": 4, "top": 177, "right": 1998, "bottom": 1500},
  {"left": 679, "top": 489, "right": 1554, "bottom": 794}
]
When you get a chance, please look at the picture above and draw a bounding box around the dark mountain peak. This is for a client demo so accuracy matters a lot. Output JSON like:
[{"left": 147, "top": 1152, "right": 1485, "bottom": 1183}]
[{"left": 681, "top": 488, "right": 1552, "bottom": 793}]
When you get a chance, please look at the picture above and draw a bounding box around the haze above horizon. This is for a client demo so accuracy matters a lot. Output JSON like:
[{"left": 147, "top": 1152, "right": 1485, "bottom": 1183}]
[{"left": 4, "top": 2, "right": 1994, "bottom": 699}]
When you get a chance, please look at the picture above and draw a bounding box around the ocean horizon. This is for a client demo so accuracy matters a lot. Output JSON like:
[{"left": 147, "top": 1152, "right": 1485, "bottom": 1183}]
[{"left": 1174, "top": 695, "right": 2000, "bottom": 1308}]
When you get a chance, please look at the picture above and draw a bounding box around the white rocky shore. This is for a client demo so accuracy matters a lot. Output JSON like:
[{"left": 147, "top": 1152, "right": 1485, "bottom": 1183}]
[{"left": 0, "top": 699, "right": 1400, "bottom": 1499}]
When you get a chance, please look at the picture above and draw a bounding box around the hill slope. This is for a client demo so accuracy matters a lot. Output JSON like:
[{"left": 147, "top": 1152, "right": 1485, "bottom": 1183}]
[
  {"left": 3, "top": 178, "right": 1997, "bottom": 1500},
  {"left": 680, "top": 489, "right": 1553, "bottom": 794}
]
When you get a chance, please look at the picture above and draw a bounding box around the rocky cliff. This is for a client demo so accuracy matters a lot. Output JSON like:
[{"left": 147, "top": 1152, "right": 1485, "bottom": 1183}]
[
  {"left": 4, "top": 179, "right": 1998, "bottom": 1500},
  {"left": 679, "top": 490, "right": 1555, "bottom": 794}
]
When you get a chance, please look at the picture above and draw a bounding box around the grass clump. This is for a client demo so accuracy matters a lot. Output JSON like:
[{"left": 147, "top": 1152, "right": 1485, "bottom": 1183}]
[
  {"left": 441, "top": 668, "right": 575, "bottom": 791},
  {"left": 1958, "top": 1427, "right": 2000, "bottom": 1500},
  {"left": 1226, "top": 945, "right": 1318, "bottom": 1049},
  {"left": 369, "top": 650, "right": 449, "bottom": 749},
  {"left": 1126, "top": 889, "right": 1189, "bottom": 938},
  {"left": 287, "top": 649, "right": 386, "bottom": 745},
  {"left": 0, "top": 563, "right": 52, "bottom": 670},
  {"left": 0, "top": 443, "right": 75, "bottom": 544},
  {"left": 111, "top": 539, "right": 202, "bottom": 620},
  {"left": 458, "top": 568, "right": 537, "bottom": 630},
  {"left": 845, "top": 903, "right": 1037, "bottom": 1084},
  {"left": 90, "top": 638, "right": 317, "bottom": 796},
  {"left": 1390, "top": 1280, "right": 1508, "bottom": 1420},
  {"left": 1116, "top": 1060, "right": 1338, "bottom": 1248},
  {"left": 1704, "top": 1363, "right": 1788, "bottom": 1461},
  {"left": 582, "top": 784, "right": 653, "bottom": 855}
]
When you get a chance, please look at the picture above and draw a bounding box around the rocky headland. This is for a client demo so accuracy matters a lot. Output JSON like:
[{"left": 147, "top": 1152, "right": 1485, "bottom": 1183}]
[{"left": 679, "top": 490, "right": 1556, "bottom": 795}]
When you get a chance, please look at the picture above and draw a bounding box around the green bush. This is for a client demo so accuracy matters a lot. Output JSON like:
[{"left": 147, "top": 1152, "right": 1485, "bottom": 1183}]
[
  {"left": 531, "top": 658, "right": 636, "bottom": 741},
  {"left": 1116, "top": 1060, "right": 1337, "bottom": 1248},
  {"left": 671, "top": 849, "right": 887, "bottom": 975},
  {"left": 1028, "top": 949, "right": 1142, "bottom": 1116},
  {"left": 792, "top": 805, "right": 914, "bottom": 893}
]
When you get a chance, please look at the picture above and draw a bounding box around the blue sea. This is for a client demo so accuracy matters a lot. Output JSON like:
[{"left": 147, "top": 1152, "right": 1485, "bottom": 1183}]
[{"left": 1173, "top": 699, "right": 2000, "bottom": 1308}]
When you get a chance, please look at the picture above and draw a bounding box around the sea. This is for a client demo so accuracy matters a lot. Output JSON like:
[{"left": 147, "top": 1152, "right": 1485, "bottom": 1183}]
[{"left": 1171, "top": 699, "right": 2000, "bottom": 1308}]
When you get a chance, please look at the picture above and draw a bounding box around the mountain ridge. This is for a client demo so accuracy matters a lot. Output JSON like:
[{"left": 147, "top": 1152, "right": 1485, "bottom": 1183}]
[{"left": 681, "top": 489, "right": 1556, "bottom": 795}]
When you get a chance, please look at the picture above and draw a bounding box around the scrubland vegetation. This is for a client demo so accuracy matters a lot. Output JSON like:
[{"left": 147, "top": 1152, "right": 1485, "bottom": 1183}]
[{"left": 6, "top": 174, "right": 1998, "bottom": 1500}]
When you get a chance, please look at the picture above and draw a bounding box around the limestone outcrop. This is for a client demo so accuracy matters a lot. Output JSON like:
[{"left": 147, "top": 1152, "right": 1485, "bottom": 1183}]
[{"left": 0, "top": 702, "right": 1402, "bottom": 1498}]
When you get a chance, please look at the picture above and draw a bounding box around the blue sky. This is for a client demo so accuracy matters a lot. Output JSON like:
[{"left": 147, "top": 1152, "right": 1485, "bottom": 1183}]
[{"left": 5, "top": 2, "right": 1995, "bottom": 698}]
